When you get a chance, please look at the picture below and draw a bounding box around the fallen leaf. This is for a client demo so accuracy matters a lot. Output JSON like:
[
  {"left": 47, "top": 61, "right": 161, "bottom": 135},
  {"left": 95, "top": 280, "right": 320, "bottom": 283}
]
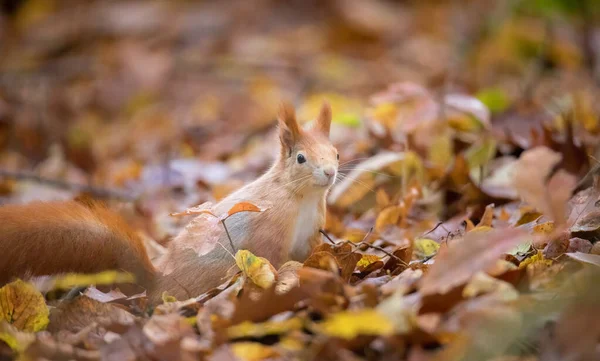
[
  {"left": 356, "top": 254, "right": 382, "bottom": 272},
  {"left": 419, "top": 228, "right": 528, "bottom": 295},
  {"left": 235, "top": 250, "right": 277, "bottom": 289},
  {"left": 513, "top": 147, "right": 576, "bottom": 225},
  {"left": 227, "top": 318, "right": 303, "bottom": 339},
  {"left": 414, "top": 238, "right": 440, "bottom": 259},
  {"left": 315, "top": 309, "right": 395, "bottom": 340},
  {"left": 0, "top": 280, "right": 49, "bottom": 332},
  {"left": 565, "top": 252, "right": 600, "bottom": 267},
  {"left": 231, "top": 342, "right": 279, "bottom": 361}
]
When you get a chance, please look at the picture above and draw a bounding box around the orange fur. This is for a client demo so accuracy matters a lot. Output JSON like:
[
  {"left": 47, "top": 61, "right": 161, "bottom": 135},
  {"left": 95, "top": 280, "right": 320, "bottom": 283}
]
[{"left": 0, "top": 200, "right": 156, "bottom": 288}]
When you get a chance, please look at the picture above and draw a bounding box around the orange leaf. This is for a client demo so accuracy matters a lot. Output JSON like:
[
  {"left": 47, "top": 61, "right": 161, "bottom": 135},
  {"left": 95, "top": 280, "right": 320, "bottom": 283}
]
[{"left": 222, "top": 201, "right": 272, "bottom": 221}]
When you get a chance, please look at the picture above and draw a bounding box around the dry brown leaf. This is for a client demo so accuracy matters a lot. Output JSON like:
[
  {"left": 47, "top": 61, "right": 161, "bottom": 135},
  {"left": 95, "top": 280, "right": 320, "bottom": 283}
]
[
  {"left": 419, "top": 228, "right": 529, "bottom": 295},
  {"left": 513, "top": 147, "right": 576, "bottom": 225}
]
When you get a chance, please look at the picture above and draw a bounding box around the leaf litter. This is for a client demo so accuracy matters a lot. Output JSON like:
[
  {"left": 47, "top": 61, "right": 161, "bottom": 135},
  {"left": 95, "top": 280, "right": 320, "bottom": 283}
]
[{"left": 2, "top": 1, "right": 600, "bottom": 360}]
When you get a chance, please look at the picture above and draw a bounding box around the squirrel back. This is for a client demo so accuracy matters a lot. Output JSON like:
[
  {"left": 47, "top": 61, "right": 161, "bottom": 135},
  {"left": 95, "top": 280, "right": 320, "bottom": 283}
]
[{"left": 0, "top": 200, "right": 156, "bottom": 288}]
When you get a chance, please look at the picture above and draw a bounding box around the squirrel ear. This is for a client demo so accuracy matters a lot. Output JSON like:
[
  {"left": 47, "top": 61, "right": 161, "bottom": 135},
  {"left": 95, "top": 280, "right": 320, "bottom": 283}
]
[
  {"left": 313, "top": 101, "right": 332, "bottom": 137},
  {"left": 278, "top": 101, "right": 301, "bottom": 152}
]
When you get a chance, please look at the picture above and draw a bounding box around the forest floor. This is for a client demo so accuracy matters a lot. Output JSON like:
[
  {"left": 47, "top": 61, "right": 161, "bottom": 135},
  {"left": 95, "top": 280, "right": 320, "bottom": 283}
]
[{"left": 1, "top": 1, "right": 600, "bottom": 360}]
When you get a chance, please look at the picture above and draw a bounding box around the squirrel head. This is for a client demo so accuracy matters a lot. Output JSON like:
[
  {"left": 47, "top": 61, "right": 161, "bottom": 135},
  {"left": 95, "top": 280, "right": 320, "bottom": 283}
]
[{"left": 276, "top": 101, "right": 338, "bottom": 193}]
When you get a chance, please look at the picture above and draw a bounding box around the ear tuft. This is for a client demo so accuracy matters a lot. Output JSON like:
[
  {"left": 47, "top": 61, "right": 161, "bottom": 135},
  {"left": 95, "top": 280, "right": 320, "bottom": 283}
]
[
  {"left": 278, "top": 101, "right": 301, "bottom": 151},
  {"left": 314, "top": 101, "right": 332, "bottom": 137}
]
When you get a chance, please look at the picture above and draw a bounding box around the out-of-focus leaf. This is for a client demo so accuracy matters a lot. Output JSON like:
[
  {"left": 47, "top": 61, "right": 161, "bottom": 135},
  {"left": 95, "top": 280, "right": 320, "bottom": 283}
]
[
  {"left": 476, "top": 88, "right": 510, "bottom": 114},
  {"left": 231, "top": 342, "right": 279, "bottom": 361},
  {"left": 513, "top": 147, "right": 576, "bottom": 225},
  {"left": 49, "top": 271, "right": 136, "bottom": 291},
  {"left": 0, "top": 280, "right": 49, "bottom": 332},
  {"left": 227, "top": 318, "right": 303, "bottom": 339},
  {"left": 299, "top": 93, "right": 363, "bottom": 128},
  {"left": 420, "top": 228, "right": 529, "bottom": 295},
  {"left": 235, "top": 250, "right": 277, "bottom": 289},
  {"left": 565, "top": 252, "right": 600, "bottom": 267},
  {"left": 462, "top": 272, "right": 519, "bottom": 300},
  {"left": 414, "top": 238, "right": 440, "bottom": 259},
  {"left": 444, "top": 94, "right": 491, "bottom": 132},
  {"left": 315, "top": 309, "right": 395, "bottom": 340}
]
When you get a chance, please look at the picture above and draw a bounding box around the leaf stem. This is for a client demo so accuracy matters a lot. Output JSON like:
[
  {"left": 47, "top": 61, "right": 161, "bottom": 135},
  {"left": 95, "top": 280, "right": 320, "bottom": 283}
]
[{"left": 221, "top": 219, "right": 237, "bottom": 253}]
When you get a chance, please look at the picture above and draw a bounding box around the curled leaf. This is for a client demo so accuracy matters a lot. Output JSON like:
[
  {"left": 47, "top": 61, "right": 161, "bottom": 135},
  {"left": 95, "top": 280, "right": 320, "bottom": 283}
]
[{"left": 235, "top": 250, "right": 277, "bottom": 289}]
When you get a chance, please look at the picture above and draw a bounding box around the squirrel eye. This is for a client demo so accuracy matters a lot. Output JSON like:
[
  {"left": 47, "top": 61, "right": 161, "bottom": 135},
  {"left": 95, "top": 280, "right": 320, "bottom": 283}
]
[
  {"left": 297, "top": 154, "right": 306, "bottom": 164},
  {"left": 337, "top": 153, "right": 339, "bottom": 160}
]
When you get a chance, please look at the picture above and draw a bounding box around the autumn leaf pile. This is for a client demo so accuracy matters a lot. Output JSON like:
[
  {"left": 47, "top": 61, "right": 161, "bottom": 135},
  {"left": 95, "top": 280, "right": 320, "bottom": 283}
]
[{"left": 2, "top": 0, "right": 600, "bottom": 360}]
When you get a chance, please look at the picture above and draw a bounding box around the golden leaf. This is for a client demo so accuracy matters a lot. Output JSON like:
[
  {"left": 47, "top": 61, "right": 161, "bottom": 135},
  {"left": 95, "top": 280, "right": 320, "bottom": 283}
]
[
  {"left": 235, "top": 250, "right": 277, "bottom": 289},
  {"left": 414, "top": 238, "right": 440, "bottom": 258},
  {"left": 50, "top": 271, "right": 136, "bottom": 290},
  {"left": 375, "top": 205, "right": 402, "bottom": 231},
  {"left": 316, "top": 309, "right": 394, "bottom": 340},
  {"left": 227, "top": 318, "right": 303, "bottom": 339},
  {"left": 231, "top": 342, "right": 279, "bottom": 361},
  {"left": 0, "top": 280, "right": 49, "bottom": 332},
  {"left": 356, "top": 254, "right": 381, "bottom": 272}
]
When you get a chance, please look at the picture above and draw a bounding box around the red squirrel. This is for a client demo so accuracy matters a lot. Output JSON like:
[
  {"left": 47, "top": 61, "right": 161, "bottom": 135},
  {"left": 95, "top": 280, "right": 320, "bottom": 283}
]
[{"left": 0, "top": 101, "right": 338, "bottom": 303}]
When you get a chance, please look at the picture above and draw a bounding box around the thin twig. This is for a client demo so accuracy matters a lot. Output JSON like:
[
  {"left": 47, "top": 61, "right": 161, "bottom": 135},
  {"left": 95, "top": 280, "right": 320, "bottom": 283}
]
[
  {"left": 319, "top": 229, "right": 336, "bottom": 245},
  {"left": 0, "top": 169, "right": 136, "bottom": 201},
  {"left": 221, "top": 219, "right": 237, "bottom": 253},
  {"left": 320, "top": 228, "right": 407, "bottom": 267},
  {"left": 423, "top": 221, "right": 444, "bottom": 236}
]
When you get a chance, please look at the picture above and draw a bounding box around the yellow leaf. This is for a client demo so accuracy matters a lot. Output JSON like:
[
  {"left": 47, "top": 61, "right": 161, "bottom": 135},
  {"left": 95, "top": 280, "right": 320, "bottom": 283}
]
[
  {"left": 162, "top": 291, "right": 178, "bottom": 304},
  {"left": 478, "top": 204, "right": 495, "bottom": 227},
  {"left": 316, "top": 309, "right": 394, "bottom": 340},
  {"left": 299, "top": 92, "right": 363, "bottom": 127},
  {"left": 0, "top": 323, "right": 34, "bottom": 353},
  {"left": 519, "top": 251, "right": 553, "bottom": 269},
  {"left": 227, "top": 318, "right": 303, "bottom": 339},
  {"left": 428, "top": 133, "right": 453, "bottom": 169},
  {"left": 231, "top": 342, "right": 279, "bottom": 361},
  {"left": 533, "top": 222, "right": 555, "bottom": 235},
  {"left": 235, "top": 250, "right": 276, "bottom": 289},
  {"left": 370, "top": 102, "right": 398, "bottom": 129},
  {"left": 470, "top": 225, "right": 493, "bottom": 233},
  {"left": 51, "top": 271, "right": 136, "bottom": 290},
  {"left": 375, "top": 205, "right": 402, "bottom": 231},
  {"left": 356, "top": 255, "right": 381, "bottom": 272},
  {"left": 0, "top": 280, "right": 49, "bottom": 332},
  {"left": 414, "top": 238, "right": 440, "bottom": 258}
]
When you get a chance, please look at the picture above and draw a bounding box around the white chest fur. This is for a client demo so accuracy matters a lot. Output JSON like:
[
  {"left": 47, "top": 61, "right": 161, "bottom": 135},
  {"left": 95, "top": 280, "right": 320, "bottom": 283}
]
[{"left": 289, "top": 193, "right": 322, "bottom": 259}]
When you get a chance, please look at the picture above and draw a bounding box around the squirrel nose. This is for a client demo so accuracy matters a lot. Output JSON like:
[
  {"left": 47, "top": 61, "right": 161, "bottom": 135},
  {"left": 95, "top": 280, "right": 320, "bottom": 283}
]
[{"left": 323, "top": 167, "right": 336, "bottom": 178}]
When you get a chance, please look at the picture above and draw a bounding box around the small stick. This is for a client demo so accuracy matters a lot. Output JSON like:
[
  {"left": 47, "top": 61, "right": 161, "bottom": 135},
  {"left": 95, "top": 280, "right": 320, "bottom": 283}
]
[
  {"left": 319, "top": 229, "right": 336, "bottom": 245},
  {"left": 221, "top": 219, "right": 237, "bottom": 253},
  {"left": 319, "top": 228, "right": 407, "bottom": 266}
]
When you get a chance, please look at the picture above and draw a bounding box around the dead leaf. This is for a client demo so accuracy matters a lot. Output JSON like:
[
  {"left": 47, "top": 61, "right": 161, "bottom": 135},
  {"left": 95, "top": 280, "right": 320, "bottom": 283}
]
[
  {"left": 235, "top": 250, "right": 277, "bottom": 289},
  {"left": 0, "top": 280, "right": 49, "bottom": 332},
  {"left": 419, "top": 228, "right": 528, "bottom": 295},
  {"left": 314, "top": 309, "right": 395, "bottom": 340},
  {"left": 512, "top": 147, "right": 576, "bottom": 225}
]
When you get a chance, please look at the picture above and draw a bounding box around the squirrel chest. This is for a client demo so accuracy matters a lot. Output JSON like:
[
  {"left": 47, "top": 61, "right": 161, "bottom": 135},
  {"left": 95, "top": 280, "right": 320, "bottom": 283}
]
[{"left": 289, "top": 193, "right": 325, "bottom": 261}]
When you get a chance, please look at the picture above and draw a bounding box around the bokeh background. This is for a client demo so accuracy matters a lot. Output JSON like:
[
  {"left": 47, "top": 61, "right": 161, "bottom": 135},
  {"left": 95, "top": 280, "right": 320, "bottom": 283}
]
[{"left": 1, "top": 0, "right": 599, "bottom": 238}]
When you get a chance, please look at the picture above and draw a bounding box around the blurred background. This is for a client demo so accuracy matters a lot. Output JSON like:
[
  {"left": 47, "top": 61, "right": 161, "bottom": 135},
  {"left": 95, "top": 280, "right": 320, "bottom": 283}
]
[{"left": 0, "top": 0, "right": 599, "bottom": 239}]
